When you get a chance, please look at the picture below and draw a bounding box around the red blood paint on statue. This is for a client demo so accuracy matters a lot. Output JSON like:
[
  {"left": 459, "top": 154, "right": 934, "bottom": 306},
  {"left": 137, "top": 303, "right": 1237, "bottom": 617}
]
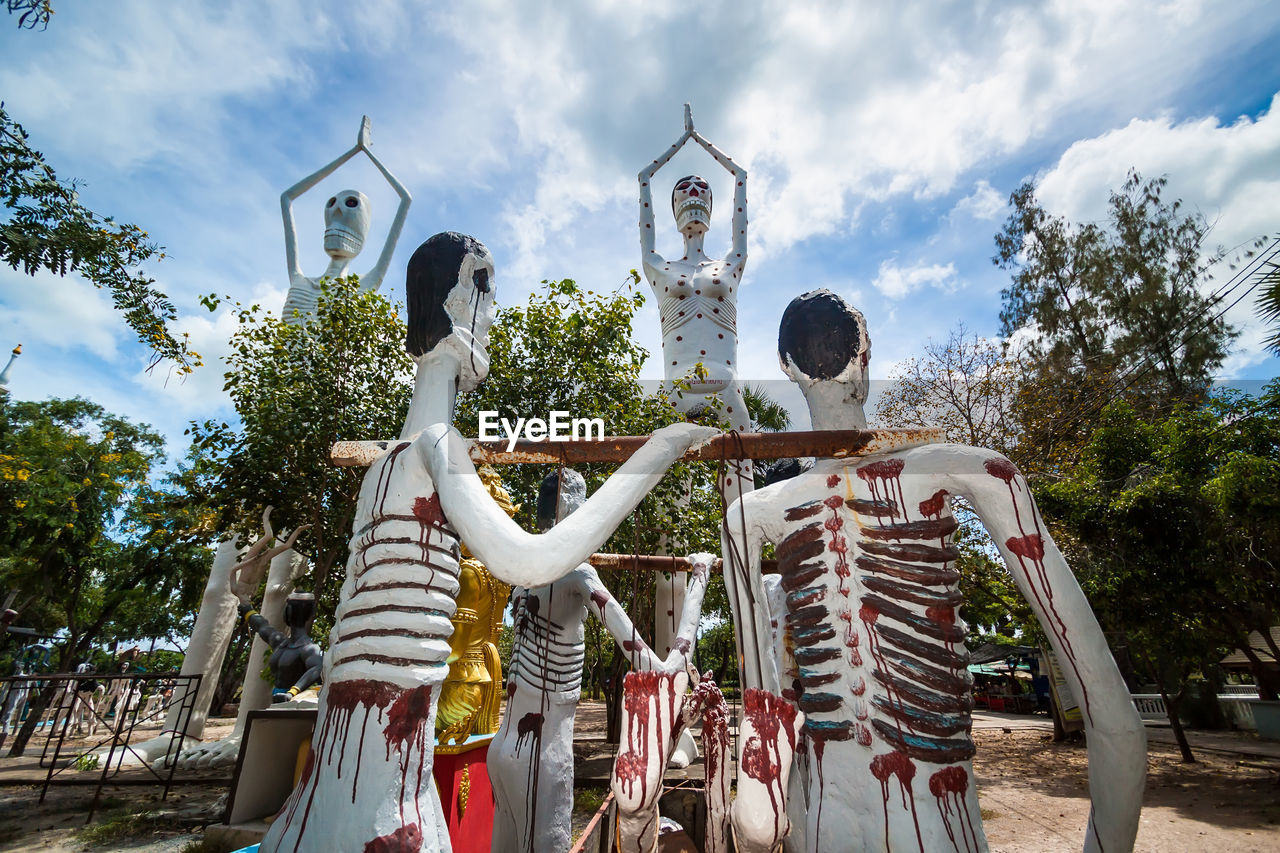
[
  {"left": 929, "top": 766, "right": 976, "bottom": 853},
  {"left": 740, "top": 690, "right": 798, "bottom": 841},
  {"left": 363, "top": 823, "right": 423, "bottom": 853},
  {"left": 590, "top": 589, "right": 609, "bottom": 611},
  {"left": 411, "top": 494, "right": 445, "bottom": 527},
  {"left": 858, "top": 458, "right": 908, "bottom": 520},
  {"left": 927, "top": 606, "right": 956, "bottom": 626},
  {"left": 919, "top": 489, "right": 948, "bottom": 520},
  {"left": 827, "top": 473, "right": 841, "bottom": 488},
  {"left": 871, "top": 750, "right": 924, "bottom": 851}
]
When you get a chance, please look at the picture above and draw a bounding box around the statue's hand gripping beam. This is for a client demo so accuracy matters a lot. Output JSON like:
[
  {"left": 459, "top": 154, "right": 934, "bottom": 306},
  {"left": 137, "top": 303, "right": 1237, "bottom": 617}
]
[{"left": 417, "top": 421, "right": 718, "bottom": 588}]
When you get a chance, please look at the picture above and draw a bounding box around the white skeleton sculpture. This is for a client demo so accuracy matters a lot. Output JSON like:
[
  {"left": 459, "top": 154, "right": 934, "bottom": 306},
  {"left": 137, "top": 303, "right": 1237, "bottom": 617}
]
[
  {"left": 260, "top": 232, "right": 715, "bottom": 852},
  {"left": 281, "top": 115, "right": 412, "bottom": 322},
  {"left": 179, "top": 511, "right": 310, "bottom": 769},
  {"left": 487, "top": 468, "right": 715, "bottom": 853},
  {"left": 639, "top": 105, "right": 755, "bottom": 765},
  {"left": 722, "top": 290, "right": 1146, "bottom": 853}
]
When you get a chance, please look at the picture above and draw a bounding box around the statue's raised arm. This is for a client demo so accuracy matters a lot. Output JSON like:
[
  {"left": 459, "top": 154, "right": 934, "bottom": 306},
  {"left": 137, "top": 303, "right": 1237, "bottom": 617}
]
[
  {"left": 357, "top": 119, "right": 412, "bottom": 292},
  {"left": 637, "top": 114, "right": 691, "bottom": 265},
  {"left": 279, "top": 116, "right": 411, "bottom": 300},
  {"left": 687, "top": 108, "right": 748, "bottom": 262}
]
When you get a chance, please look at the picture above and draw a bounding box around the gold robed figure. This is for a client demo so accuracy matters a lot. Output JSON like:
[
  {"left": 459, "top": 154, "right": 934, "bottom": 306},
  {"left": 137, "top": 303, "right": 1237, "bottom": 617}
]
[{"left": 435, "top": 466, "right": 516, "bottom": 744}]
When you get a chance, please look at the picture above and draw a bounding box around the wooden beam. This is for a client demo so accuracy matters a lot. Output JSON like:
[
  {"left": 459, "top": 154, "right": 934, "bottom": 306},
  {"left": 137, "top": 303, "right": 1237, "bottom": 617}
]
[
  {"left": 588, "top": 552, "right": 779, "bottom": 575},
  {"left": 330, "top": 427, "right": 943, "bottom": 468}
]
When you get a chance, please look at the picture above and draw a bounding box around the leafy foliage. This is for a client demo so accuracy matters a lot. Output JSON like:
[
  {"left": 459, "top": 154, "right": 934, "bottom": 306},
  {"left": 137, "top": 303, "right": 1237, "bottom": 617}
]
[
  {"left": 1036, "top": 386, "right": 1280, "bottom": 702},
  {"left": 188, "top": 277, "right": 413, "bottom": 620},
  {"left": 1253, "top": 247, "right": 1280, "bottom": 356},
  {"left": 5, "top": 0, "right": 52, "bottom": 30},
  {"left": 874, "top": 324, "right": 1020, "bottom": 455},
  {"left": 0, "top": 103, "right": 198, "bottom": 373},
  {"left": 0, "top": 397, "right": 210, "bottom": 676},
  {"left": 994, "top": 170, "right": 1239, "bottom": 473}
]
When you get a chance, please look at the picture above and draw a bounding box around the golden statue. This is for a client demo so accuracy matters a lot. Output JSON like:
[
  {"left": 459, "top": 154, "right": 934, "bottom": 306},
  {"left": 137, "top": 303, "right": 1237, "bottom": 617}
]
[{"left": 435, "top": 466, "right": 515, "bottom": 744}]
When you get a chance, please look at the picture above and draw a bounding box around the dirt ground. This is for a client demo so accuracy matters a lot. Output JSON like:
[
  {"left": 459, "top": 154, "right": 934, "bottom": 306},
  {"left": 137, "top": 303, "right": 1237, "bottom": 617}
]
[
  {"left": 0, "top": 712, "right": 1277, "bottom": 851},
  {"left": 973, "top": 728, "right": 1280, "bottom": 852}
]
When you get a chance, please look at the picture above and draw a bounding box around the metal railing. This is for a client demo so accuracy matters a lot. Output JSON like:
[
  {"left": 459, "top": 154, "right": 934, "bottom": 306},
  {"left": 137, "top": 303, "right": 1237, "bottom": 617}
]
[{"left": 1, "top": 671, "right": 201, "bottom": 822}]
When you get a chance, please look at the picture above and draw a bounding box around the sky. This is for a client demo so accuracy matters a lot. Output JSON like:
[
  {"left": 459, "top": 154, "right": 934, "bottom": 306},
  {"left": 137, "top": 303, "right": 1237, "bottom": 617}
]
[{"left": 1, "top": 0, "right": 1278, "bottom": 460}]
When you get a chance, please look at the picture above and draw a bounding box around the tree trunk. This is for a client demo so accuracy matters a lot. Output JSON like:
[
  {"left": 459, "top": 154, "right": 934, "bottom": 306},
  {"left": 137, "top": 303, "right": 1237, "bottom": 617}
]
[{"left": 1156, "top": 677, "right": 1195, "bottom": 763}]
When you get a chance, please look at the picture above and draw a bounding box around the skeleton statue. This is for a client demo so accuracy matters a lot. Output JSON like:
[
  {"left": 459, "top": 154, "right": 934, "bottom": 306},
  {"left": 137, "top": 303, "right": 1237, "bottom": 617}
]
[
  {"left": 119, "top": 123, "right": 410, "bottom": 769},
  {"left": 260, "top": 233, "right": 715, "bottom": 852},
  {"left": 487, "top": 468, "right": 715, "bottom": 853},
  {"left": 721, "top": 290, "right": 1146, "bottom": 853},
  {"left": 639, "top": 104, "right": 755, "bottom": 763},
  {"left": 281, "top": 115, "right": 412, "bottom": 323},
  {"left": 176, "top": 511, "right": 311, "bottom": 769}
]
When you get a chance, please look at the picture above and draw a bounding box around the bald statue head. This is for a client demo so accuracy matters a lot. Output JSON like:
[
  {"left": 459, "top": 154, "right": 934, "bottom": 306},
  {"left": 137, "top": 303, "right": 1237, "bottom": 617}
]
[
  {"left": 778, "top": 289, "right": 871, "bottom": 429},
  {"left": 536, "top": 468, "right": 588, "bottom": 531}
]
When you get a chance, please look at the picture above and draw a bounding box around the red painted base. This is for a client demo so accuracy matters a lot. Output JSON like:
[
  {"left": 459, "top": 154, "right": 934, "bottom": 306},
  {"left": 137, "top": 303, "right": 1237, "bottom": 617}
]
[{"left": 432, "top": 735, "right": 495, "bottom": 853}]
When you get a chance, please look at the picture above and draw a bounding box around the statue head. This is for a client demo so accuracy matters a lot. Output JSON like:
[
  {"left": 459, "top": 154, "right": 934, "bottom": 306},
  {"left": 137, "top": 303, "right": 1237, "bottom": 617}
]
[
  {"left": 778, "top": 289, "right": 871, "bottom": 416},
  {"left": 536, "top": 468, "right": 587, "bottom": 530},
  {"left": 283, "top": 592, "right": 317, "bottom": 631},
  {"left": 405, "top": 231, "right": 496, "bottom": 392},
  {"left": 672, "top": 175, "right": 712, "bottom": 237},
  {"left": 323, "top": 189, "right": 371, "bottom": 260}
]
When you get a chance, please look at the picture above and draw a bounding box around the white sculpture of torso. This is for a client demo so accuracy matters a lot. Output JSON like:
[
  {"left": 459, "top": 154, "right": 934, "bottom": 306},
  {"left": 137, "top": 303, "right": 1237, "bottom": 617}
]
[
  {"left": 260, "top": 233, "right": 715, "bottom": 852},
  {"left": 723, "top": 289, "right": 1146, "bottom": 853},
  {"left": 638, "top": 106, "right": 749, "bottom": 425}
]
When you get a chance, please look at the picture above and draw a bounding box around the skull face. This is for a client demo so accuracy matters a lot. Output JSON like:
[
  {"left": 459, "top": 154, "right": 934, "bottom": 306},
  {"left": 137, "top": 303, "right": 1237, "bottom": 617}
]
[
  {"left": 323, "top": 189, "right": 371, "bottom": 259},
  {"left": 671, "top": 175, "right": 712, "bottom": 237}
]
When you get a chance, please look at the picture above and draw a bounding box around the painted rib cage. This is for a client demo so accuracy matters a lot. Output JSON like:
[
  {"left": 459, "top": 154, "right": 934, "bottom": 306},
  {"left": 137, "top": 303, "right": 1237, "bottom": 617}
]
[
  {"left": 262, "top": 443, "right": 458, "bottom": 853},
  {"left": 508, "top": 591, "right": 585, "bottom": 696}
]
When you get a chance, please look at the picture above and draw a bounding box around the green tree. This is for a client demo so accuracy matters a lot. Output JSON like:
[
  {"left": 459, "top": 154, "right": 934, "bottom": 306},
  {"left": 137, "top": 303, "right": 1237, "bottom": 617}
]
[
  {"left": 0, "top": 103, "right": 198, "bottom": 373},
  {"left": 189, "top": 277, "right": 414, "bottom": 623},
  {"left": 0, "top": 397, "right": 211, "bottom": 754},
  {"left": 1036, "top": 386, "right": 1280, "bottom": 760},
  {"left": 874, "top": 323, "right": 1020, "bottom": 455},
  {"left": 994, "top": 170, "right": 1239, "bottom": 473},
  {"left": 1253, "top": 243, "right": 1280, "bottom": 356}
]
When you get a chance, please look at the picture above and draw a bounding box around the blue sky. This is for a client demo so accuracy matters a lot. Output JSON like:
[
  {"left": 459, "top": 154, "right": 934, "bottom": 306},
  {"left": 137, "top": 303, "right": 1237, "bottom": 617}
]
[{"left": 2, "top": 0, "right": 1278, "bottom": 459}]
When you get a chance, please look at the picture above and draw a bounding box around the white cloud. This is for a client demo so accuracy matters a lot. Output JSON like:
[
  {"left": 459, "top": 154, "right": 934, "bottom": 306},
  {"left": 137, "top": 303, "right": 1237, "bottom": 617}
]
[
  {"left": 0, "top": 269, "right": 122, "bottom": 361},
  {"left": 1034, "top": 94, "right": 1280, "bottom": 373},
  {"left": 951, "top": 180, "right": 1007, "bottom": 222},
  {"left": 1035, "top": 96, "right": 1280, "bottom": 256},
  {"left": 872, "top": 260, "right": 957, "bottom": 300}
]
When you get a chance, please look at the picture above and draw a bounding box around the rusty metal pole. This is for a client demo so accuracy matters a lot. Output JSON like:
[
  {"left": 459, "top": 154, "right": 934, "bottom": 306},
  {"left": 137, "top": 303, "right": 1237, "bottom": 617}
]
[{"left": 330, "top": 428, "right": 942, "bottom": 468}]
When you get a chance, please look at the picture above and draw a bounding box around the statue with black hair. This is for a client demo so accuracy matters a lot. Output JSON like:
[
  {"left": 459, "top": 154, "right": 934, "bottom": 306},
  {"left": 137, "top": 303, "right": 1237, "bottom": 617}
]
[
  {"left": 721, "top": 289, "right": 1146, "bottom": 853},
  {"left": 260, "top": 232, "right": 715, "bottom": 853}
]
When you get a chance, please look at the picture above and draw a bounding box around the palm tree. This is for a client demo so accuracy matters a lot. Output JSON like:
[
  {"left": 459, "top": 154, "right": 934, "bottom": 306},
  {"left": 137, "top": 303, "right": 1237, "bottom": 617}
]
[
  {"left": 1256, "top": 247, "right": 1280, "bottom": 356},
  {"left": 742, "top": 383, "right": 791, "bottom": 432}
]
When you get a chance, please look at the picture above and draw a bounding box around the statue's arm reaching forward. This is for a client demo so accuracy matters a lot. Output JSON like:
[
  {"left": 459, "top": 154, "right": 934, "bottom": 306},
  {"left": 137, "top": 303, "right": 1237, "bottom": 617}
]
[
  {"left": 951, "top": 447, "right": 1145, "bottom": 853},
  {"left": 580, "top": 552, "right": 714, "bottom": 672},
  {"left": 417, "top": 422, "right": 718, "bottom": 588}
]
